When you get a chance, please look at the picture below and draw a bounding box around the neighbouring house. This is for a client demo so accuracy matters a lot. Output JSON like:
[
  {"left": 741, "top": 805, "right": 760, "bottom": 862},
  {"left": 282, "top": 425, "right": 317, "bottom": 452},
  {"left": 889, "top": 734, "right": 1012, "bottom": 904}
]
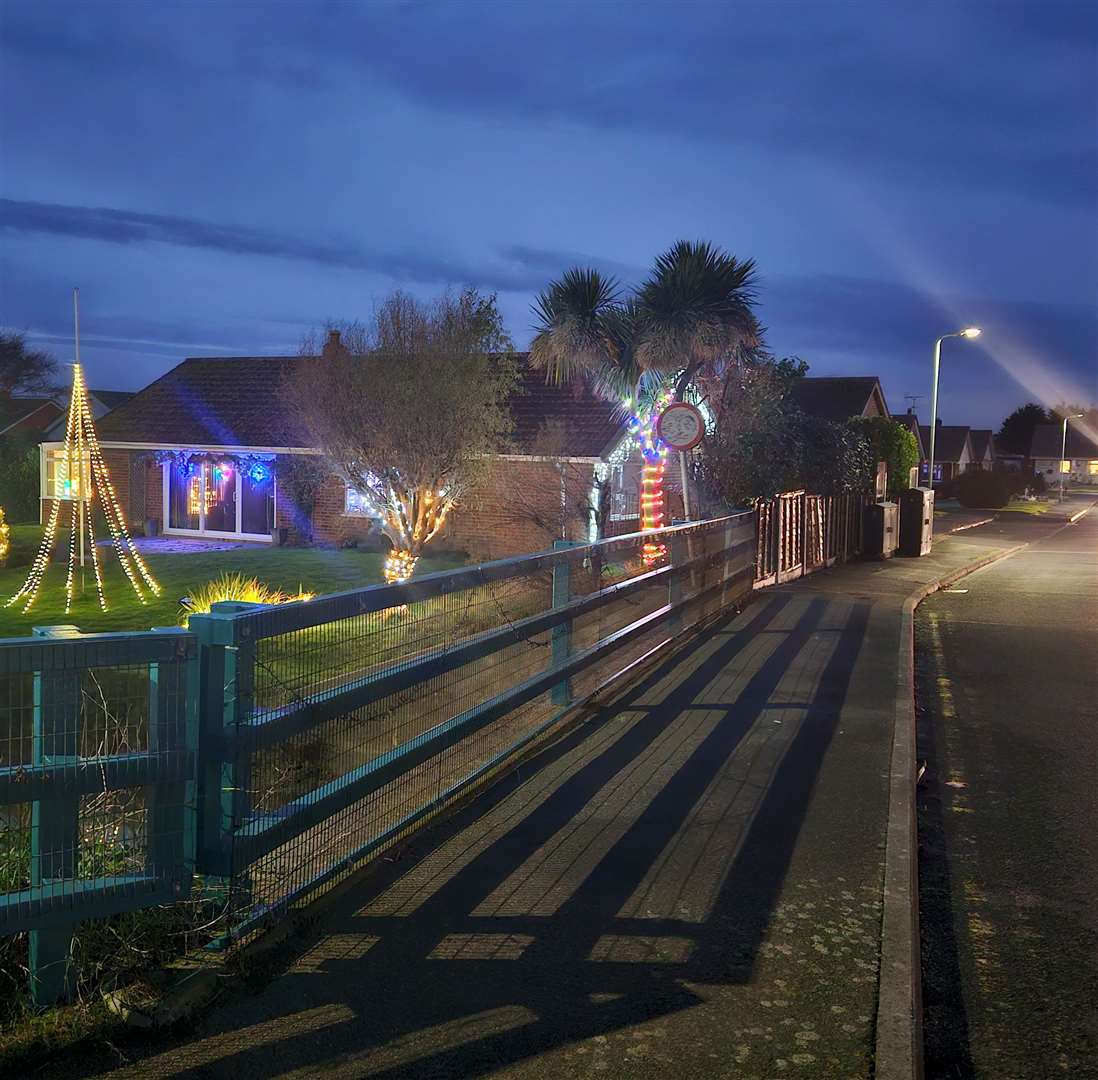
[
  {"left": 1, "top": 396, "right": 64, "bottom": 438},
  {"left": 41, "top": 389, "right": 133, "bottom": 439},
  {"left": 919, "top": 423, "right": 973, "bottom": 486},
  {"left": 2, "top": 389, "right": 131, "bottom": 439},
  {"left": 1029, "top": 424, "right": 1098, "bottom": 486},
  {"left": 42, "top": 349, "right": 671, "bottom": 559},
  {"left": 788, "top": 376, "right": 890, "bottom": 422},
  {"left": 967, "top": 429, "right": 996, "bottom": 471}
]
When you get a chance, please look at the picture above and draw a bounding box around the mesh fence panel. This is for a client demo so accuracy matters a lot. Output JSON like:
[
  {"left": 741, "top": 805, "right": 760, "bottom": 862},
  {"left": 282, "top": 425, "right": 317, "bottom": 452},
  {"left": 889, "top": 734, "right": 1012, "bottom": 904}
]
[
  {"left": 221, "top": 515, "right": 754, "bottom": 935},
  {"left": 0, "top": 635, "right": 195, "bottom": 938}
]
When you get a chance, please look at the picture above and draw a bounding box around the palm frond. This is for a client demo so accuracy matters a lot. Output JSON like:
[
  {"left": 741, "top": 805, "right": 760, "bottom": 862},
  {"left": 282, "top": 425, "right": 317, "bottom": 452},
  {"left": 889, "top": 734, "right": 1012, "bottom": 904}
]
[
  {"left": 635, "top": 241, "right": 760, "bottom": 377},
  {"left": 529, "top": 267, "right": 638, "bottom": 399}
]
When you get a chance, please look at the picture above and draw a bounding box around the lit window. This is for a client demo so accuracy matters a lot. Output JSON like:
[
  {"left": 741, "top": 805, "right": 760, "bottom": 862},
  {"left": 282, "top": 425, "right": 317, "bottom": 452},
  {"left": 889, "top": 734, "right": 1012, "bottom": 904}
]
[
  {"left": 344, "top": 486, "right": 377, "bottom": 517},
  {"left": 44, "top": 448, "right": 91, "bottom": 500},
  {"left": 609, "top": 463, "right": 640, "bottom": 521},
  {"left": 1089, "top": 461, "right": 1098, "bottom": 475}
]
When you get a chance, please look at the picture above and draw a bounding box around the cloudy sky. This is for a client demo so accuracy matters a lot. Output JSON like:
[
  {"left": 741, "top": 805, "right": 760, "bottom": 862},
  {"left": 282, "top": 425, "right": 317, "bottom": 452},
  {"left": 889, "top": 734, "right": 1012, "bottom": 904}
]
[{"left": 1, "top": 0, "right": 1095, "bottom": 427}]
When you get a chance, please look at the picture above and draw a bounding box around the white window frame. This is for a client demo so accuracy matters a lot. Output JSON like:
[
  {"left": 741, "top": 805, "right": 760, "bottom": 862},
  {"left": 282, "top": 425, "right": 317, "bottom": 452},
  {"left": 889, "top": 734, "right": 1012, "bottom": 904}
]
[{"left": 162, "top": 461, "right": 275, "bottom": 541}]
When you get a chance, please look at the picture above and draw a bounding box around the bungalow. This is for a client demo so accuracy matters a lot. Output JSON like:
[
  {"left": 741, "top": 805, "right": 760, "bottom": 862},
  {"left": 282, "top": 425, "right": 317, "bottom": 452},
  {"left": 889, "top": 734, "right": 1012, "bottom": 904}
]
[
  {"left": 919, "top": 423, "right": 973, "bottom": 485},
  {"left": 1029, "top": 424, "right": 1098, "bottom": 486},
  {"left": 968, "top": 429, "right": 995, "bottom": 471},
  {"left": 787, "top": 376, "right": 890, "bottom": 421},
  {"left": 41, "top": 346, "right": 665, "bottom": 560}
]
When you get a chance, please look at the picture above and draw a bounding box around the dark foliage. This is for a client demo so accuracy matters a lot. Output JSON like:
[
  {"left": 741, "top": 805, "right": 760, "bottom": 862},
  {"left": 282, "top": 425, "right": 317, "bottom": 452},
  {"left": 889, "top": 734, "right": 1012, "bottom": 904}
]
[
  {"left": 955, "top": 470, "right": 1012, "bottom": 508},
  {"left": 996, "top": 403, "right": 1051, "bottom": 455},
  {"left": 0, "top": 332, "right": 59, "bottom": 398}
]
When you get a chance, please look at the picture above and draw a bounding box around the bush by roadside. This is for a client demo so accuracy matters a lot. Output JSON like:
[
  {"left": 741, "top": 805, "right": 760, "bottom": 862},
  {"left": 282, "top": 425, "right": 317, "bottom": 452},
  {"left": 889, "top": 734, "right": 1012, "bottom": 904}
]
[{"left": 956, "top": 471, "right": 1011, "bottom": 508}]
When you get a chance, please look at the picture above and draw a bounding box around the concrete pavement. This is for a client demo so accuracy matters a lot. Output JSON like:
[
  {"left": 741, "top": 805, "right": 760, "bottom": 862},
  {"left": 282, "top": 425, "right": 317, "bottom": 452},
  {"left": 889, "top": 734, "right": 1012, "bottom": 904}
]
[
  {"left": 51, "top": 519, "right": 1056, "bottom": 1080},
  {"left": 916, "top": 505, "right": 1097, "bottom": 1079}
]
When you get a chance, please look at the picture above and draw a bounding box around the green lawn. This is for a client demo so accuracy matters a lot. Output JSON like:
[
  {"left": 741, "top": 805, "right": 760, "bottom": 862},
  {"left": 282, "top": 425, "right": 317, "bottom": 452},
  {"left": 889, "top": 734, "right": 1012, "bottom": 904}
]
[
  {"left": 996, "top": 499, "right": 1053, "bottom": 516},
  {"left": 0, "top": 529, "right": 466, "bottom": 638}
]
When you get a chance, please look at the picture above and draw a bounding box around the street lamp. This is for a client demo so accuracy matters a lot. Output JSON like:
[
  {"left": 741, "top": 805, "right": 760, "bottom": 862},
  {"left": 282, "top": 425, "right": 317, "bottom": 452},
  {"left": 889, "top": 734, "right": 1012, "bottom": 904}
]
[
  {"left": 1059, "top": 412, "right": 1084, "bottom": 502},
  {"left": 927, "top": 327, "right": 982, "bottom": 490}
]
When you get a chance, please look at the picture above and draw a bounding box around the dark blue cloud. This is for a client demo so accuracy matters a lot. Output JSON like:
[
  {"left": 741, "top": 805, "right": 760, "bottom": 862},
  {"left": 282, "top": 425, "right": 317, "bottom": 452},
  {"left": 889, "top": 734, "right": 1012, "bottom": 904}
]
[{"left": 0, "top": 0, "right": 1094, "bottom": 430}]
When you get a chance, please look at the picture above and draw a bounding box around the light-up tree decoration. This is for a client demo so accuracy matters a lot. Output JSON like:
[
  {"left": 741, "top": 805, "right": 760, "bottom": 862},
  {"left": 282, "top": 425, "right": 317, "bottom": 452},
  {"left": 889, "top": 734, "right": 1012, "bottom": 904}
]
[
  {"left": 7, "top": 363, "right": 160, "bottom": 614},
  {"left": 624, "top": 389, "right": 674, "bottom": 566}
]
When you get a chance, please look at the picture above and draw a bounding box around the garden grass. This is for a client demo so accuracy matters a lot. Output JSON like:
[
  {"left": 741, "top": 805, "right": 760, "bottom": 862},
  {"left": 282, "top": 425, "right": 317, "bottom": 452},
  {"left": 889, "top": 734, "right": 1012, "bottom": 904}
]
[
  {"left": 0, "top": 534, "right": 466, "bottom": 638},
  {"left": 995, "top": 499, "right": 1053, "bottom": 515}
]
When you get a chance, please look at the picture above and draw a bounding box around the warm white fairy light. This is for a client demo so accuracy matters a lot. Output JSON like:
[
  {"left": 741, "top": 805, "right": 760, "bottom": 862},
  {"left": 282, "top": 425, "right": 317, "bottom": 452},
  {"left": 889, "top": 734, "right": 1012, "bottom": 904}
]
[{"left": 6, "top": 362, "right": 159, "bottom": 614}]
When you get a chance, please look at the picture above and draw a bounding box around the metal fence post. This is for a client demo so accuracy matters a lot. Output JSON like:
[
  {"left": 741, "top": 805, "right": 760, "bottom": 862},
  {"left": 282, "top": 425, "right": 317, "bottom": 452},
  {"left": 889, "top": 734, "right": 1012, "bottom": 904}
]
[
  {"left": 189, "top": 603, "right": 254, "bottom": 926},
  {"left": 550, "top": 541, "right": 582, "bottom": 706},
  {"left": 28, "top": 625, "right": 82, "bottom": 1005},
  {"left": 145, "top": 629, "right": 196, "bottom": 898}
]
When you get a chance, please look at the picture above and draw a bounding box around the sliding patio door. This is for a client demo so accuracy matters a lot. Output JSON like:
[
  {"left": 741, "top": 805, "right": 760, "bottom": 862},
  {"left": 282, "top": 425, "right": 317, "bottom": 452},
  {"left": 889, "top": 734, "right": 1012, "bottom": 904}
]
[{"left": 163, "top": 460, "right": 274, "bottom": 540}]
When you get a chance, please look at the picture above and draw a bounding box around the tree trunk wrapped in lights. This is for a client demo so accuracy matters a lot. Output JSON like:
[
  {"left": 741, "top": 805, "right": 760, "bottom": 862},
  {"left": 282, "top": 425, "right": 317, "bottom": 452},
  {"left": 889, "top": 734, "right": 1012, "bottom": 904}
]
[
  {"left": 288, "top": 289, "right": 518, "bottom": 585},
  {"left": 7, "top": 363, "right": 160, "bottom": 614}
]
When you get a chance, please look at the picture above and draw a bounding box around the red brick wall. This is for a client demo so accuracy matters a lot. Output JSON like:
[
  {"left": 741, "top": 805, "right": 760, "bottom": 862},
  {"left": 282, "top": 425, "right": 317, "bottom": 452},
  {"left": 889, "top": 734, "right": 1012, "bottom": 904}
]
[{"left": 100, "top": 449, "right": 131, "bottom": 524}]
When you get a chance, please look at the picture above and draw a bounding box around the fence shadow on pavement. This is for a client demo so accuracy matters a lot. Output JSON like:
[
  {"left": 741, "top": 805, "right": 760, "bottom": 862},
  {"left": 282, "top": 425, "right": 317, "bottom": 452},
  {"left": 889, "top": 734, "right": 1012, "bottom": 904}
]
[{"left": 101, "top": 591, "right": 872, "bottom": 1079}]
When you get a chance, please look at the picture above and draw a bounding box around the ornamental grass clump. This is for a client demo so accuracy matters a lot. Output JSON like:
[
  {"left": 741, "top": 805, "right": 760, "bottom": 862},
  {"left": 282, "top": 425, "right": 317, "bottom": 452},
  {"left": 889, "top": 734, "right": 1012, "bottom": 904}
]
[{"left": 179, "top": 572, "right": 314, "bottom": 626}]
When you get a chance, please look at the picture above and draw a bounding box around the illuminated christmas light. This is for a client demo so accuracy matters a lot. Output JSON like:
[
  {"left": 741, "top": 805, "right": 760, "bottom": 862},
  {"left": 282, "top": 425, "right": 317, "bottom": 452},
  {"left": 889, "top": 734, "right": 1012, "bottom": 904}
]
[
  {"left": 383, "top": 548, "right": 418, "bottom": 584},
  {"left": 6, "top": 362, "right": 159, "bottom": 614},
  {"left": 622, "top": 395, "right": 672, "bottom": 567}
]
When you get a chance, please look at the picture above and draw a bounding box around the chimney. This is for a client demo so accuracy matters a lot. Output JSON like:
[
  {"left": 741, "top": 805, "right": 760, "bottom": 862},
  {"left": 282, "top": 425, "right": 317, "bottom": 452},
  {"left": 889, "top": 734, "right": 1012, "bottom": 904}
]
[
  {"left": 906, "top": 406, "right": 913, "bottom": 415},
  {"left": 322, "top": 329, "right": 342, "bottom": 360},
  {"left": 936, "top": 416, "right": 943, "bottom": 427}
]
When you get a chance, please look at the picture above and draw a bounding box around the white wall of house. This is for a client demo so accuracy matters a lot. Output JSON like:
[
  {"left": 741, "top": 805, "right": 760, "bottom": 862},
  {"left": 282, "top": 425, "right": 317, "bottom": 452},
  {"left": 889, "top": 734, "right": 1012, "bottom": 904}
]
[{"left": 1034, "top": 457, "right": 1098, "bottom": 483}]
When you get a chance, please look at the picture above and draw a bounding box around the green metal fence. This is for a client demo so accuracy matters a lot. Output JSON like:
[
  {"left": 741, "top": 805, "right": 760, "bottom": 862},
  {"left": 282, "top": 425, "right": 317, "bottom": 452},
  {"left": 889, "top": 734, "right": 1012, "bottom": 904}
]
[
  {"left": 194, "top": 514, "right": 754, "bottom": 942},
  {"left": 0, "top": 625, "right": 197, "bottom": 1004},
  {"left": 0, "top": 513, "right": 753, "bottom": 1004}
]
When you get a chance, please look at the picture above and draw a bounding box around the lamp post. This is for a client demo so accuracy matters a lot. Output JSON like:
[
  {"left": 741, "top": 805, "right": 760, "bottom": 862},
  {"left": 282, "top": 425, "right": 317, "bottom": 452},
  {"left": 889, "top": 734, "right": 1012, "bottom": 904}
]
[
  {"left": 1059, "top": 412, "right": 1084, "bottom": 502},
  {"left": 927, "top": 327, "right": 982, "bottom": 490}
]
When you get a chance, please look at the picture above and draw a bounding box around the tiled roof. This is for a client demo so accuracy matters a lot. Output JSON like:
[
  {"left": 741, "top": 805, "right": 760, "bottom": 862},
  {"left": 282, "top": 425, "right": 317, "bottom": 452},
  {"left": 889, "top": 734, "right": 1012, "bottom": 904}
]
[
  {"left": 94, "top": 353, "right": 625, "bottom": 458},
  {"left": 96, "top": 357, "right": 316, "bottom": 447},
  {"left": 1029, "top": 423, "right": 1098, "bottom": 459},
  {"left": 969, "top": 429, "right": 994, "bottom": 462},
  {"left": 919, "top": 424, "right": 971, "bottom": 463},
  {"left": 787, "top": 376, "right": 889, "bottom": 422},
  {"left": 90, "top": 389, "right": 134, "bottom": 410},
  {"left": 0, "top": 396, "right": 63, "bottom": 435}
]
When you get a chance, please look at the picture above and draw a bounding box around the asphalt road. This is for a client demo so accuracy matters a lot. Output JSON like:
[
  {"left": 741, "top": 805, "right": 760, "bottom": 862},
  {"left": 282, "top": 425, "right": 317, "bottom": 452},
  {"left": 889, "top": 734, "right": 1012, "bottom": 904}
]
[{"left": 916, "top": 508, "right": 1098, "bottom": 1079}]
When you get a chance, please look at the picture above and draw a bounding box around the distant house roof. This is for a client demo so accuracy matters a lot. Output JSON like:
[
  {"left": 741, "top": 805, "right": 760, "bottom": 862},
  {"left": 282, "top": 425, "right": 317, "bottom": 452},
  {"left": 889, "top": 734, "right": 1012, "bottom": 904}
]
[
  {"left": 969, "top": 429, "right": 995, "bottom": 463},
  {"left": 787, "top": 376, "right": 890, "bottom": 422},
  {"left": 919, "top": 424, "right": 971, "bottom": 464},
  {"left": 0, "top": 396, "right": 64, "bottom": 437},
  {"left": 91, "top": 389, "right": 134, "bottom": 411},
  {"left": 1029, "top": 423, "right": 1098, "bottom": 460},
  {"left": 94, "top": 353, "right": 625, "bottom": 458},
  {"left": 895, "top": 414, "right": 925, "bottom": 458}
]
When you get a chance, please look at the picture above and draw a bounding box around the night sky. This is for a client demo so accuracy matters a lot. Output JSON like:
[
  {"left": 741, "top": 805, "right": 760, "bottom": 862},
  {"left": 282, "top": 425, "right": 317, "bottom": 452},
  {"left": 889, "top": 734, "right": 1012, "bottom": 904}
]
[{"left": 2, "top": 1, "right": 1095, "bottom": 429}]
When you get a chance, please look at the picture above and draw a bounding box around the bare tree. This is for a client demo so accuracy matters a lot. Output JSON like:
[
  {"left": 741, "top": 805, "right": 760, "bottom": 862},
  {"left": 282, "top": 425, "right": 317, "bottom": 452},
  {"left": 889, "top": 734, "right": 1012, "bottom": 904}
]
[
  {"left": 0, "top": 331, "right": 59, "bottom": 399},
  {"left": 289, "top": 289, "right": 517, "bottom": 581}
]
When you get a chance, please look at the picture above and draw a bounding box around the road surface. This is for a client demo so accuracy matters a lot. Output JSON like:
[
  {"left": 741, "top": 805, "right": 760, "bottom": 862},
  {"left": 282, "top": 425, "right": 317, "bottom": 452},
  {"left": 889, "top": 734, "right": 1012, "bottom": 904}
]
[{"left": 916, "top": 508, "right": 1098, "bottom": 1078}]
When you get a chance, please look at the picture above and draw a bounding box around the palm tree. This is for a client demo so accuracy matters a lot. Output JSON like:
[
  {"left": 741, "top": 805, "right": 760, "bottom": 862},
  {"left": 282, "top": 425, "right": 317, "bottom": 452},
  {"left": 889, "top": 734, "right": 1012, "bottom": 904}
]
[
  {"left": 530, "top": 241, "right": 760, "bottom": 406},
  {"left": 530, "top": 241, "right": 762, "bottom": 544}
]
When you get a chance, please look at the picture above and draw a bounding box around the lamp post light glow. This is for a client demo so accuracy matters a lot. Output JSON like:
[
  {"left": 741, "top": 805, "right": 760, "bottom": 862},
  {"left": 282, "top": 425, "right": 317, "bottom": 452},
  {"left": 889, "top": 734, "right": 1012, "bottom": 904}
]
[
  {"left": 1059, "top": 412, "right": 1084, "bottom": 502},
  {"left": 927, "top": 327, "right": 982, "bottom": 490}
]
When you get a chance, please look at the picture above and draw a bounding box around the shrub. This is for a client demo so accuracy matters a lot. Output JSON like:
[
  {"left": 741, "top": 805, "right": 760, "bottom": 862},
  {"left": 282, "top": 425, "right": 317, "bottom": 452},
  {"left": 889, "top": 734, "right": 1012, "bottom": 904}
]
[
  {"left": 847, "top": 416, "right": 920, "bottom": 498},
  {"left": 956, "top": 470, "right": 1011, "bottom": 508},
  {"left": 179, "top": 572, "right": 314, "bottom": 626},
  {"left": 0, "top": 434, "right": 39, "bottom": 522}
]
